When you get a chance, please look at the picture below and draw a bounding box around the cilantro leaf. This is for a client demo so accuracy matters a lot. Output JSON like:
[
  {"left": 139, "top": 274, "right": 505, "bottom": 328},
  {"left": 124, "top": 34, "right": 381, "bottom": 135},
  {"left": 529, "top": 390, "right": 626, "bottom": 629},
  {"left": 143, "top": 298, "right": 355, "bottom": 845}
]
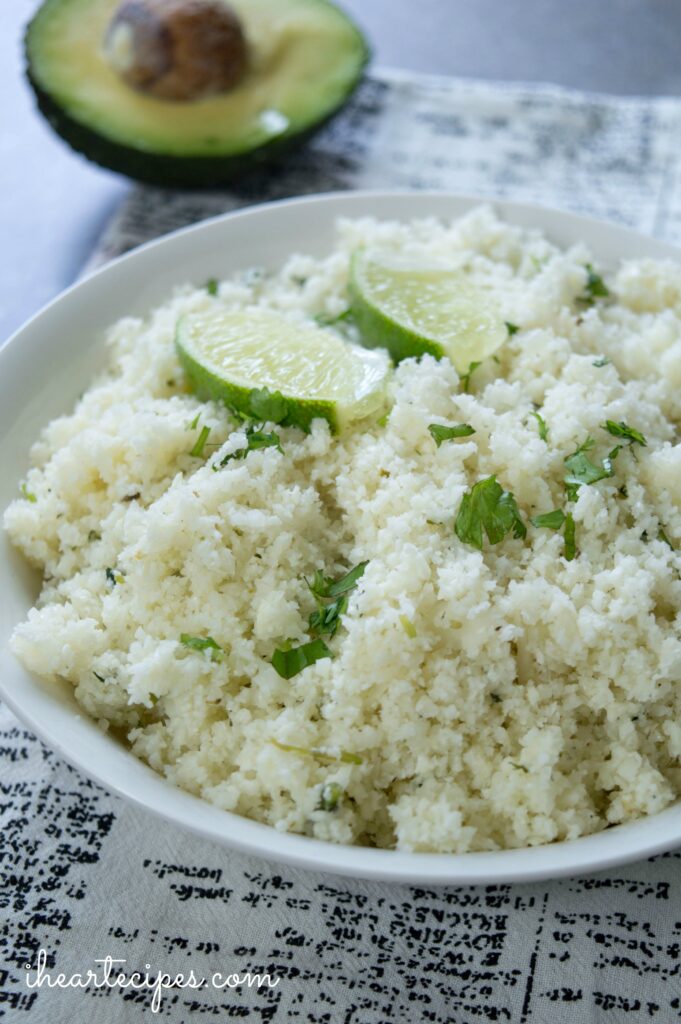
[
  {"left": 309, "top": 595, "right": 348, "bottom": 638},
  {"left": 530, "top": 410, "right": 549, "bottom": 443},
  {"left": 215, "top": 424, "right": 283, "bottom": 469},
  {"left": 205, "top": 278, "right": 219, "bottom": 296},
  {"left": 20, "top": 483, "right": 37, "bottom": 503},
  {"left": 564, "top": 512, "right": 576, "bottom": 560},
  {"left": 187, "top": 413, "right": 200, "bottom": 430},
  {"left": 318, "top": 781, "right": 343, "bottom": 811},
  {"left": 564, "top": 436, "right": 614, "bottom": 500},
  {"left": 307, "top": 561, "right": 368, "bottom": 600},
  {"left": 460, "top": 360, "right": 482, "bottom": 393},
  {"left": 105, "top": 567, "right": 125, "bottom": 586},
  {"left": 592, "top": 357, "right": 610, "bottom": 367},
  {"left": 271, "top": 639, "right": 333, "bottom": 679},
  {"left": 530, "top": 509, "right": 566, "bottom": 530},
  {"left": 505, "top": 322, "right": 519, "bottom": 336},
  {"left": 602, "top": 420, "right": 647, "bottom": 447},
  {"left": 306, "top": 561, "right": 368, "bottom": 639},
  {"left": 179, "top": 634, "right": 223, "bottom": 662},
  {"left": 578, "top": 264, "right": 609, "bottom": 305},
  {"left": 189, "top": 424, "right": 211, "bottom": 458},
  {"left": 455, "top": 476, "right": 527, "bottom": 550},
  {"left": 248, "top": 387, "right": 289, "bottom": 424},
  {"left": 428, "top": 423, "right": 475, "bottom": 446},
  {"left": 270, "top": 738, "right": 362, "bottom": 764}
]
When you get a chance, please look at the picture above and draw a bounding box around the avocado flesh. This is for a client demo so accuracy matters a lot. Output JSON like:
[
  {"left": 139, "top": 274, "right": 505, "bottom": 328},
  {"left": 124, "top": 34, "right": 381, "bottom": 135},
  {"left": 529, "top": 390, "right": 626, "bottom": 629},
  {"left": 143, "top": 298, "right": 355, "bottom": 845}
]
[{"left": 26, "top": 0, "right": 368, "bottom": 182}]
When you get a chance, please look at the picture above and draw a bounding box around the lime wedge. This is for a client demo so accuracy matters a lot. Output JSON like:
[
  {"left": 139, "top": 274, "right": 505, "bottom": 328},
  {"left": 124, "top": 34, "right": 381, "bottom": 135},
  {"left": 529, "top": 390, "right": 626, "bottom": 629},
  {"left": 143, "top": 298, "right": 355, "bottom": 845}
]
[
  {"left": 349, "top": 251, "right": 508, "bottom": 373},
  {"left": 176, "top": 308, "right": 391, "bottom": 433}
]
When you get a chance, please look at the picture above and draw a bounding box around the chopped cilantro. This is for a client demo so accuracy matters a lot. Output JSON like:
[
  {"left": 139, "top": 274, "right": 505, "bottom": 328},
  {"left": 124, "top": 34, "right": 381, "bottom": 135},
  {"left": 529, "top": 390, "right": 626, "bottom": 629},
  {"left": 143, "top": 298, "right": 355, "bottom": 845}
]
[
  {"left": 314, "top": 309, "right": 353, "bottom": 327},
  {"left": 505, "top": 322, "right": 519, "bottom": 336},
  {"left": 592, "top": 357, "right": 611, "bottom": 367},
  {"left": 271, "top": 639, "right": 333, "bottom": 679},
  {"left": 400, "top": 615, "right": 417, "bottom": 638},
  {"left": 454, "top": 475, "right": 527, "bottom": 550},
  {"left": 190, "top": 424, "right": 211, "bottom": 458},
  {"left": 602, "top": 420, "right": 647, "bottom": 448},
  {"left": 428, "top": 422, "right": 475, "bottom": 446},
  {"left": 306, "top": 561, "right": 368, "bottom": 640},
  {"left": 105, "top": 567, "right": 125, "bottom": 586},
  {"left": 93, "top": 671, "right": 105, "bottom": 683},
  {"left": 215, "top": 424, "right": 283, "bottom": 469},
  {"left": 149, "top": 693, "right": 159, "bottom": 705},
  {"left": 309, "top": 597, "right": 348, "bottom": 638},
  {"left": 187, "top": 413, "right": 200, "bottom": 431},
  {"left": 530, "top": 410, "right": 549, "bottom": 443},
  {"left": 578, "top": 264, "right": 609, "bottom": 305},
  {"left": 205, "top": 278, "right": 219, "bottom": 296},
  {"left": 564, "top": 436, "right": 614, "bottom": 501},
  {"left": 376, "top": 412, "right": 390, "bottom": 428},
  {"left": 179, "top": 634, "right": 223, "bottom": 662},
  {"left": 307, "top": 561, "right": 368, "bottom": 601},
  {"left": 248, "top": 387, "right": 289, "bottom": 424},
  {"left": 270, "top": 738, "right": 362, "bottom": 765},
  {"left": 460, "top": 360, "right": 481, "bottom": 393},
  {"left": 20, "top": 483, "right": 37, "bottom": 503},
  {"left": 564, "top": 512, "right": 576, "bottom": 560},
  {"left": 530, "top": 509, "right": 566, "bottom": 530},
  {"left": 318, "top": 781, "right": 343, "bottom": 811}
]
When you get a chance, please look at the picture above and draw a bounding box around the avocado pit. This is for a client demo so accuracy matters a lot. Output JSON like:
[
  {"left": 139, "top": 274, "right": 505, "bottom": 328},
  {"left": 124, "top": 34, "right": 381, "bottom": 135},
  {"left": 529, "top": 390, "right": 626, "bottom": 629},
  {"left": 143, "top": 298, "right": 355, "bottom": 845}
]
[{"left": 103, "top": 0, "right": 248, "bottom": 101}]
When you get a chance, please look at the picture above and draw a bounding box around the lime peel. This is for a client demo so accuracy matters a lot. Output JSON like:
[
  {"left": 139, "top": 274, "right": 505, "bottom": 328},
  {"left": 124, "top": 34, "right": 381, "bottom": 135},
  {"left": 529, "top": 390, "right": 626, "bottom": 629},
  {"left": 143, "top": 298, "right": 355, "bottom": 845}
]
[
  {"left": 349, "top": 250, "right": 508, "bottom": 373},
  {"left": 176, "top": 308, "right": 391, "bottom": 434}
]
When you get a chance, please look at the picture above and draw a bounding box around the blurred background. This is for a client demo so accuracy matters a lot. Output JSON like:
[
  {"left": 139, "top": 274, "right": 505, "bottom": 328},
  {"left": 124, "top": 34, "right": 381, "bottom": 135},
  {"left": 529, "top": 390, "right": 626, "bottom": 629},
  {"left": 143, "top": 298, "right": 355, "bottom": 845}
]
[{"left": 4, "top": 0, "right": 681, "bottom": 341}]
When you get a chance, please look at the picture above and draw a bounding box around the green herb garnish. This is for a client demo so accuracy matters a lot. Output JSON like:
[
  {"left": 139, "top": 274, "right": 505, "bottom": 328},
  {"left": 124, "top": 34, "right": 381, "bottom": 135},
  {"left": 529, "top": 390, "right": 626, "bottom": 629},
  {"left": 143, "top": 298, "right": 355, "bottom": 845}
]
[
  {"left": 428, "top": 423, "right": 475, "bottom": 447},
  {"left": 307, "top": 561, "right": 368, "bottom": 601},
  {"left": 248, "top": 387, "right": 289, "bottom": 424},
  {"left": 187, "top": 413, "right": 200, "bottom": 431},
  {"left": 460, "top": 360, "right": 481, "bottom": 393},
  {"left": 88, "top": 530, "right": 101, "bottom": 542},
  {"left": 602, "top": 420, "right": 647, "bottom": 448},
  {"left": 592, "top": 357, "right": 611, "bottom": 367},
  {"left": 578, "top": 264, "right": 609, "bottom": 305},
  {"left": 205, "top": 278, "right": 219, "bottom": 296},
  {"left": 400, "top": 615, "right": 417, "bottom": 638},
  {"left": 179, "top": 634, "right": 223, "bottom": 662},
  {"left": 271, "top": 639, "right": 333, "bottom": 679},
  {"left": 530, "top": 509, "right": 566, "bottom": 530},
  {"left": 105, "top": 567, "right": 124, "bottom": 586},
  {"left": 455, "top": 476, "right": 527, "bottom": 550},
  {"left": 215, "top": 424, "right": 283, "bottom": 469},
  {"left": 318, "top": 781, "right": 343, "bottom": 811},
  {"left": 306, "top": 561, "right": 368, "bottom": 639},
  {"left": 564, "top": 512, "right": 576, "bottom": 560},
  {"left": 20, "top": 483, "right": 37, "bottom": 503},
  {"left": 530, "top": 410, "right": 549, "bottom": 443},
  {"left": 270, "top": 738, "right": 362, "bottom": 765},
  {"left": 93, "top": 671, "right": 105, "bottom": 683},
  {"left": 505, "top": 322, "right": 519, "bottom": 336},
  {"left": 564, "top": 436, "right": 615, "bottom": 501},
  {"left": 190, "top": 424, "right": 211, "bottom": 458}
]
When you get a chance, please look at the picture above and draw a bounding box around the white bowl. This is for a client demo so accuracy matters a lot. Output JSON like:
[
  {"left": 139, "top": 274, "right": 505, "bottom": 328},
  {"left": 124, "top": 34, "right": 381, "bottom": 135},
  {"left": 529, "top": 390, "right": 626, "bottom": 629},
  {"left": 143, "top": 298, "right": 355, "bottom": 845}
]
[{"left": 2, "top": 190, "right": 680, "bottom": 884}]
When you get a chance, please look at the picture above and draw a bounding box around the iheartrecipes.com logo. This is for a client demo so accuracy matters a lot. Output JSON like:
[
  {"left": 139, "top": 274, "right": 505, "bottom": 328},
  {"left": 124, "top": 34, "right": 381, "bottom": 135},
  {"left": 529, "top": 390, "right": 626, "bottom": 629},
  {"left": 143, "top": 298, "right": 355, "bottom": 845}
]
[{"left": 24, "top": 949, "right": 281, "bottom": 1012}]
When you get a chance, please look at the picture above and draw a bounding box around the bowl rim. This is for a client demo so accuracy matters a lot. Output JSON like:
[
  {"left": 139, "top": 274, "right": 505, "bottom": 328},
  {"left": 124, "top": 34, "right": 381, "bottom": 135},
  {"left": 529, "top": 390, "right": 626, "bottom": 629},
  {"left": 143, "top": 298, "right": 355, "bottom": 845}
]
[{"left": 2, "top": 188, "right": 680, "bottom": 885}]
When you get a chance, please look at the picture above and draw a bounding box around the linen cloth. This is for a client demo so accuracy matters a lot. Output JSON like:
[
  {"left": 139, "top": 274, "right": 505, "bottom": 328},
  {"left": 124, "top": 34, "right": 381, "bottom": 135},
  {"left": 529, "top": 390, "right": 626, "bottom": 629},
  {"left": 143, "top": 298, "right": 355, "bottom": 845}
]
[{"left": 2, "top": 68, "right": 681, "bottom": 1022}]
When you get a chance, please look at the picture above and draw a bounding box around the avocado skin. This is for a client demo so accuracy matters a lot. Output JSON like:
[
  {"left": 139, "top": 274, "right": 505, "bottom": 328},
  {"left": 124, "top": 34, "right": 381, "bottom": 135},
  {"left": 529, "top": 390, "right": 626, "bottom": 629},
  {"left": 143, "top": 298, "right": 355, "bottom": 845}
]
[{"left": 25, "top": 21, "right": 370, "bottom": 189}]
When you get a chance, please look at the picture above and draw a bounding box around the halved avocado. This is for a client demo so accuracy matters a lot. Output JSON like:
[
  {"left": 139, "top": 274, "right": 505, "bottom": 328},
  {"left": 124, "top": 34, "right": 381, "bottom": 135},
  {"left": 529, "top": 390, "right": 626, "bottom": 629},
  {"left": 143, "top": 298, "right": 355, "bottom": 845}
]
[{"left": 25, "top": 0, "right": 369, "bottom": 187}]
